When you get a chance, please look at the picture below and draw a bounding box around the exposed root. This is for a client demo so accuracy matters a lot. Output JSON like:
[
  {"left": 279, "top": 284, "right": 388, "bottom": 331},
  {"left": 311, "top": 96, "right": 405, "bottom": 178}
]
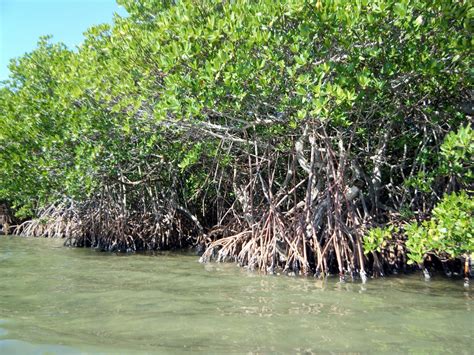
[
  {"left": 200, "top": 127, "right": 373, "bottom": 278},
  {"left": 14, "top": 202, "right": 79, "bottom": 239},
  {"left": 14, "top": 185, "right": 202, "bottom": 252}
]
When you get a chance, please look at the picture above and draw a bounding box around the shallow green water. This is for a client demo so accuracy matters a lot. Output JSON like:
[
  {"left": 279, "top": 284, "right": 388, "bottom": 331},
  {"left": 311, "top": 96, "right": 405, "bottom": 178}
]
[{"left": 0, "top": 236, "right": 472, "bottom": 354}]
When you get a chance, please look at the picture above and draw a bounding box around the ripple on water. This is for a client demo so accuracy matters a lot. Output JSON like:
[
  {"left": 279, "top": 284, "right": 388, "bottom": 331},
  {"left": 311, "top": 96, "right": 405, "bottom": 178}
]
[{"left": 0, "top": 236, "right": 472, "bottom": 354}]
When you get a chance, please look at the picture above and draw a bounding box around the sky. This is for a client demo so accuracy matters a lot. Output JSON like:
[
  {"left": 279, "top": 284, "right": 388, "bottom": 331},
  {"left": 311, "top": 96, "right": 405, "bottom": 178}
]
[{"left": 0, "top": 0, "right": 127, "bottom": 80}]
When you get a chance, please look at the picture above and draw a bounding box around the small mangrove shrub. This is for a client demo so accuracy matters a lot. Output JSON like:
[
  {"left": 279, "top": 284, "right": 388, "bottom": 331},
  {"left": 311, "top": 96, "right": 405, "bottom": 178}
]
[
  {"left": 405, "top": 191, "right": 474, "bottom": 265},
  {"left": 363, "top": 226, "right": 399, "bottom": 255},
  {"left": 439, "top": 123, "right": 474, "bottom": 187},
  {"left": 363, "top": 225, "right": 406, "bottom": 276}
]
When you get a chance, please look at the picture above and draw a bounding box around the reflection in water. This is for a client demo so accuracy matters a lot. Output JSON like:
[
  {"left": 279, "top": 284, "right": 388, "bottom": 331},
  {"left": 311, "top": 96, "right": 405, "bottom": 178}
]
[{"left": 0, "top": 236, "right": 472, "bottom": 354}]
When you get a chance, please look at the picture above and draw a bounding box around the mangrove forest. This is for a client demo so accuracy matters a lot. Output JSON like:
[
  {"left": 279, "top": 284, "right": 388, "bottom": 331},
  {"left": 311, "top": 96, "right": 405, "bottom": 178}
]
[{"left": 0, "top": 0, "right": 473, "bottom": 283}]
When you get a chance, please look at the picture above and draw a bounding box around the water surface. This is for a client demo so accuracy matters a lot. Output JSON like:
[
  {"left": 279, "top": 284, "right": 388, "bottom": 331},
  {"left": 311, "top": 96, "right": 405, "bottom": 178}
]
[{"left": 0, "top": 236, "right": 472, "bottom": 354}]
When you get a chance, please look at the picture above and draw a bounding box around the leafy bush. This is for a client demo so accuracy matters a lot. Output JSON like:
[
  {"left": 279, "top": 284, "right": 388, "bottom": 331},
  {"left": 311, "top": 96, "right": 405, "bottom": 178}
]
[
  {"left": 405, "top": 191, "right": 474, "bottom": 265},
  {"left": 363, "top": 225, "right": 399, "bottom": 255},
  {"left": 403, "top": 124, "right": 473, "bottom": 194},
  {"left": 439, "top": 123, "right": 474, "bottom": 187}
]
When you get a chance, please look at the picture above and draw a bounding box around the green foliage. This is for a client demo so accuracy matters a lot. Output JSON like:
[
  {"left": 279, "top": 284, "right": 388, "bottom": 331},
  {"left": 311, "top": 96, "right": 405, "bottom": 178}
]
[
  {"left": 439, "top": 123, "right": 474, "bottom": 186},
  {"left": 403, "top": 124, "right": 473, "bottom": 194},
  {"left": 0, "top": 0, "right": 471, "bottom": 227},
  {"left": 403, "top": 171, "right": 435, "bottom": 193},
  {"left": 363, "top": 225, "right": 399, "bottom": 255},
  {"left": 405, "top": 192, "right": 474, "bottom": 264}
]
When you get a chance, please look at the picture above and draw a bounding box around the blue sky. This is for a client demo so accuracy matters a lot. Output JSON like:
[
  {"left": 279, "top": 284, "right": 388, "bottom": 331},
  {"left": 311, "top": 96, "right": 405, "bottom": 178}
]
[{"left": 0, "top": 0, "right": 127, "bottom": 80}]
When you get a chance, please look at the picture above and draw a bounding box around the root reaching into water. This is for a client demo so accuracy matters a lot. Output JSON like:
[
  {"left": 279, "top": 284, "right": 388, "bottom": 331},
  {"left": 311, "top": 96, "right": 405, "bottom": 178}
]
[
  {"left": 14, "top": 185, "right": 202, "bottom": 252},
  {"left": 14, "top": 202, "right": 79, "bottom": 239},
  {"left": 200, "top": 195, "right": 369, "bottom": 278},
  {"left": 12, "top": 118, "right": 460, "bottom": 280},
  {"left": 200, "top": 126, "right": 376, "bottom": 279}
]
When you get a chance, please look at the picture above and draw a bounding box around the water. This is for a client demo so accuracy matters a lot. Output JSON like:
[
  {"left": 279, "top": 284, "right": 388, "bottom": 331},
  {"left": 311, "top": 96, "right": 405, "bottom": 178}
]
[{"left": 0, "top": 236, "right": 472, "bottom": 354}]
